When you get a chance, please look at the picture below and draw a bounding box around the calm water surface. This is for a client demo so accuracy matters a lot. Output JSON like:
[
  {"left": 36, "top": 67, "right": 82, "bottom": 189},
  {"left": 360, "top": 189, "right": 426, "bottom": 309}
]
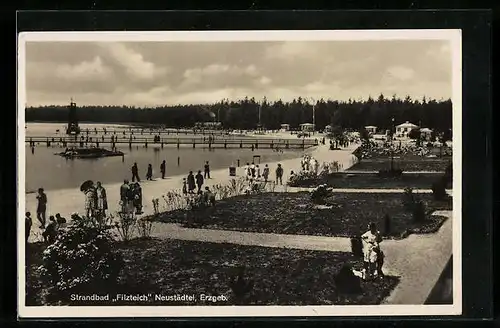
[{"left": 24, "top": 123, "right": 304, "bottom": 192}]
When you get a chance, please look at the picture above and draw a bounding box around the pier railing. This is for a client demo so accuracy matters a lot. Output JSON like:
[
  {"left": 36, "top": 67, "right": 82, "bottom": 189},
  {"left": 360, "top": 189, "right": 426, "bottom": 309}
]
[{"left": 26, "top": 136, "right": 319, "bottom": 150}]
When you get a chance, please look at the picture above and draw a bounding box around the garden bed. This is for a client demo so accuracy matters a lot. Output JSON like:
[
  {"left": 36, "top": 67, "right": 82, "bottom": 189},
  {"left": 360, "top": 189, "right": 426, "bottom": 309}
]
[
  {"left": 290, "top": 172, "right": 446, "bottom": 189},
  {"left": 25, "top": 239, "right": 399, "bottom": 306},
  {"left": 348, "top": 158, "right": 451, "bottom": 172},
  {"left": 154, "top": 192, "right": 451, "bottom": 239}
]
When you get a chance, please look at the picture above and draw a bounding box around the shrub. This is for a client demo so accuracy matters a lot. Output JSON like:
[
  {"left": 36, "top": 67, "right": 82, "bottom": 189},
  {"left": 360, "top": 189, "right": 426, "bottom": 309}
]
[
  {"left": 383, "top": 214, "right": 392, "bottom": 235},
  {"left": 402, "top": 187, "right": 415, "bottom": 210},
  {"left": 137, "top": 217, "right": 154, "bottom": 239},
  {"left": 431, "top": 178, "right": 448, "bottom": 201},
  {"left": 38, "top": 213, "right": 123, "bottom": 304},
  {"left": 334, "top": 263, "right": 362, "bottom": 295},
  {"left": 350, "top": 236, "right": 363, "bottom": 257},
  {"left": 288, "top": 171, "right": 318, "bottom": 187},
  {"left": 310, "top": 184, "right": 334, "bottom": 205},
  {"left": 412, "top": 200, "right": 426, "bottom": 223},
  {"left": 444, "top": 162, "right": 452, "bottom": 187},
  {"left": 113, "top": 211, "right": 137, "bottom": 242}
]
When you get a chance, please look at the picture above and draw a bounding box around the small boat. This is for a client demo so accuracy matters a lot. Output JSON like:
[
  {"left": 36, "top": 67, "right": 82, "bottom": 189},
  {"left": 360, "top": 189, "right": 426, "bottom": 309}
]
[{"left": 57, "top": 147, "right": 124, "bottom": 159}]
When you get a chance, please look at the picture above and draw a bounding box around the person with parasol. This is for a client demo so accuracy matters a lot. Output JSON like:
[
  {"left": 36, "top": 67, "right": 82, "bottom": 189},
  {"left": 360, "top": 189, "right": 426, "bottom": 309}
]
[{"left": 80, "top": 180, "right": 97, "bottom": 218}]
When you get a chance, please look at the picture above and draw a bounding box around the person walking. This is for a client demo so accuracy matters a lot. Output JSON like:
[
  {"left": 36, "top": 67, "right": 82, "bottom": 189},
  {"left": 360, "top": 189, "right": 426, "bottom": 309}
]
[
  {"left": 275, "top": 163, "right": 284, "bottom": 185},
  {"left": 244, "top": 163, "right": 250, "bottom": 181},
  {"left": 250, "top": 162, "right": 256, "bottom": 178},
  {"left": 25, "top": 212, "right": 32, "bottom": 243},
  {"left": 256, "top": 164, "right": 261, "bottom": 179},
  {"left": 36, "top": 188, "right": 47, "bottom": 228},
  {"left": 182, "top": 178, "right": 188, "bottom": 195},
  {"left": 96, "top": 181, "right": 108, "bottom": 218},
  {"left": 160, "top": 160, "right": 166, "bottom": 179},
  {"left": 195, "top": 170, "right": 204, "bottom": 193},
  {"left": 120, "top": 180, "right": 129, "bottom": 204},
  {"left": 187, "top": 171, "right": 196, "bottom": 194},
  {"left": 146, "top": 164, "right": 153, "bottom": 181},
  {"left": 204, "top": 161, "right": 211, "bottom": 179},
  {"left": 262, "top": 164, "right": 270, "bottom": 182},
  {"left": 131, "top": 162, "right": 140, "bottom": 182}
]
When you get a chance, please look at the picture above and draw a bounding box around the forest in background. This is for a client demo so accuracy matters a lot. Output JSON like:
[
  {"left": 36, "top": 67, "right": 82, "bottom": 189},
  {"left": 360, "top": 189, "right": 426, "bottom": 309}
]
[{"left": 26, "top": 94, "right": 452, "bottom": 132}]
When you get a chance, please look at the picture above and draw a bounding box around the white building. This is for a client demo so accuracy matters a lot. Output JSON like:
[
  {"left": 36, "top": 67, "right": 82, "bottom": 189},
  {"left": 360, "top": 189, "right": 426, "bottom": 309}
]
[
  {"left": 300, "top": 123, "right": 315, "bottom": 132},
  {"left": 280, "top": 123, "right": 290, "bottom": 132},
  {"left": 195, "top": 122, "right": 222, "bottom": 129},
  {"left": 420, "top": 127, "right": 433, "bottom": 140},
  {"left": 395, "top": 121, "right": 419, "bottom": 138},
  {"left": 364, "top": 125, "right": 377, "bottom": 135}
]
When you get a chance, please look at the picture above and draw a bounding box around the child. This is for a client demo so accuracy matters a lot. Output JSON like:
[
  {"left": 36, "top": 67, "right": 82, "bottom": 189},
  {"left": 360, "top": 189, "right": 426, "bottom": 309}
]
[
  {"left": 25, "top": 212, "right": 32, "bottom": 243},
  {"left": 42, "top": 216, "right": 58, "bottom": 244},
  {"left": 262, "top": 164, "right": 270, "bottom": 182}
]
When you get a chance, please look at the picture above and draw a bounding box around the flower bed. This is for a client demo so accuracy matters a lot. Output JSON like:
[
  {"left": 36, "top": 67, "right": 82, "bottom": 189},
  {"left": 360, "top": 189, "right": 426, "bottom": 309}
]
[
  {"left": 25, "top": 239, "right": 399, "bottom": 306},
  {"left": 347, "top": 158, "right": 450, "bottom": 172},
  {"left": 289, "top": 172, "right": 444, "bottom": 189},
  {"left": 350, "top": 142, "right": 451, "bottom": 172},
  {"left": 154, "top": 192, "right": 451, "bottom": 239}
]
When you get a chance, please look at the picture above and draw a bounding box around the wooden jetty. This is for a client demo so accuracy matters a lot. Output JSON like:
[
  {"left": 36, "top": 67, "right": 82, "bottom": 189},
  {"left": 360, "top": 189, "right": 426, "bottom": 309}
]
[
  {"left": 73, "top": 127, "right": 237, "bottom": 136},
  {"left": 26, "top": 136, "right": 318, "bottom": 150}
]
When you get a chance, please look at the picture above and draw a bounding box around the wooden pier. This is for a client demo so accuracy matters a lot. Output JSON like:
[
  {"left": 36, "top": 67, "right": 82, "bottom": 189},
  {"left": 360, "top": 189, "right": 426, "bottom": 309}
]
[
  {"left": 26, "top": 136, "right": 318, "bottom": 150},
  {"left": 69, "top": 127, "right": 242, "bottom": 136}
]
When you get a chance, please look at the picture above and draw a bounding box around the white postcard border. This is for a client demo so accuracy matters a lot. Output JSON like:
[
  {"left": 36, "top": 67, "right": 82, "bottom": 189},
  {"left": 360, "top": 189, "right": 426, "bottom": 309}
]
[{"left": 17, "top": 29, "right": 463, "bottom": 318}]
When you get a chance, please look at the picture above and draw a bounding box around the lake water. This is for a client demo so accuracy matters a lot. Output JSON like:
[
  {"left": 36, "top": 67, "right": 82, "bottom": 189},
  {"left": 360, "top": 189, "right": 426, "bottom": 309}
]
[{"left": 24, "top": 123, "right": 305, "bottom": 192}]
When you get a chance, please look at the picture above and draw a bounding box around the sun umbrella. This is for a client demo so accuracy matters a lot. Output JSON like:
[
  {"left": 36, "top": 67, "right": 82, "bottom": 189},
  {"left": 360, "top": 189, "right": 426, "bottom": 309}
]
[{"left": 80, "top": 180, "right": 94, "bottom": 192}]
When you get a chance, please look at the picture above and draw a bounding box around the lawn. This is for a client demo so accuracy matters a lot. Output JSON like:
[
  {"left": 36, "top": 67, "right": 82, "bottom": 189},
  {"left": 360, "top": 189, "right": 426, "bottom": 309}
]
[
  {"left": 154, "top": 192, "right": 451, "bottom": 239},
  {"left": 348, "top": 157, "right": 451, "bottom": 172},
  {"left": 25, "top": 239, "right": 399, "bottom": 306},
  {"left": 290, "top": 172, "right": 446, "bottom": 189}
]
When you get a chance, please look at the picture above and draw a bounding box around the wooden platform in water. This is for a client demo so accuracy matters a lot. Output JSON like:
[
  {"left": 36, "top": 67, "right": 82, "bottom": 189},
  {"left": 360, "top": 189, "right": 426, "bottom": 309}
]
[{"left": 26, "top": 136, "right": 318, "bottom": 149}]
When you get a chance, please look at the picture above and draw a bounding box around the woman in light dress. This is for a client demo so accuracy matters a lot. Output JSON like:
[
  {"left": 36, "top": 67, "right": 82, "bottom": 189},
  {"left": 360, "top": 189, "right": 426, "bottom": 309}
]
[
  {"left": 84, "top": 183, "right": 97, "bottom": 218},
  {"left": 95, "top": 181, "right": 108, "bottom": 218},
  {"left": 361, "top": 222, "right": 385, "bottom": 279}
]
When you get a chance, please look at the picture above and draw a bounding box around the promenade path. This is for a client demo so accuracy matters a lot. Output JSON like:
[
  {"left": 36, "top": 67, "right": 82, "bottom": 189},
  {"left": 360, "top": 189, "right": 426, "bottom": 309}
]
[
  {"left": 24, "top": 143, "right": 358, "bottom": 242},
  {"left": 144, "top": 209, "right": 452, "bottom": 305}
]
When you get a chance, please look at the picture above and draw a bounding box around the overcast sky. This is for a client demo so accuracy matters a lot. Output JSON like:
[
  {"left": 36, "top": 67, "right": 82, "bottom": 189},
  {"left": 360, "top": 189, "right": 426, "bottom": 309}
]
[{"left": 24, "top": 40, "right": 451, "bottom": 107}]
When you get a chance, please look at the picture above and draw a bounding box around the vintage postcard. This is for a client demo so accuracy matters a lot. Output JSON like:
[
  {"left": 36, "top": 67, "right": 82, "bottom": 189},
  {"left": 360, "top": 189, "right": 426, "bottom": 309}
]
[{"left": 17, "top": 29, "right": 462, "bottom": 318}]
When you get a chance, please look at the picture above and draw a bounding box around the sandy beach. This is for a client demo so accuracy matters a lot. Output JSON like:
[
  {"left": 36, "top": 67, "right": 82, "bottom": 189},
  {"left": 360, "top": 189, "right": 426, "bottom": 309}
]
[{"left": 23, "top": 142, "right": 358, "bottom": 241}]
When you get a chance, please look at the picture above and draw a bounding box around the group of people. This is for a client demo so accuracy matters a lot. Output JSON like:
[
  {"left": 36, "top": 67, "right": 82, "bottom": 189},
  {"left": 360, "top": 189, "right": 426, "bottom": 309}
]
[
  {"left": 182, "top": 161, "right": 212, "bottom": 195},
  {"left": 119, "top": 180, "right": 144, "bottom": 215},
  {"left": 300, "top": 155, "right": 320, "bottom": 175},
  {"left": 131, "top": 160, "right": 210, "bottom": 182},
  {"left": 83, "top": 181, "right": 109, "bottom": 219},
  {"left": 26, "top": 188, "right": 67, "bottom": 243},
  {"left": 242, "top": 162, "right": 284, "bottom": 185}
]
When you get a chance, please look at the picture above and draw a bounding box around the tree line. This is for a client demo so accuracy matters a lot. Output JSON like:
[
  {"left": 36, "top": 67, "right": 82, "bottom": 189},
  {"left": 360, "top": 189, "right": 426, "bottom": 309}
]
[{"left": 26, "top": 94, "right": 452, "bottom": 132}]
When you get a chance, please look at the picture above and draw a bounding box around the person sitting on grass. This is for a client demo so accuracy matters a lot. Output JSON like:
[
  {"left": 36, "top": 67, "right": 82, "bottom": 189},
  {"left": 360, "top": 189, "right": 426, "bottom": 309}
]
[
  {"left": 42, "top": 216, "right": 58, "bottom": 244},
  {"left": 55, "top": 213, "right": 67, "bottom": 229},
  {"left": 361, "top": 222, "right": 385, "bottom": 279},
  {"left": 203, "top": 186, "right": 216, "bottom": 207},
  {"left": 245, "top": 179, "right": 255, "bottom": 195}
]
